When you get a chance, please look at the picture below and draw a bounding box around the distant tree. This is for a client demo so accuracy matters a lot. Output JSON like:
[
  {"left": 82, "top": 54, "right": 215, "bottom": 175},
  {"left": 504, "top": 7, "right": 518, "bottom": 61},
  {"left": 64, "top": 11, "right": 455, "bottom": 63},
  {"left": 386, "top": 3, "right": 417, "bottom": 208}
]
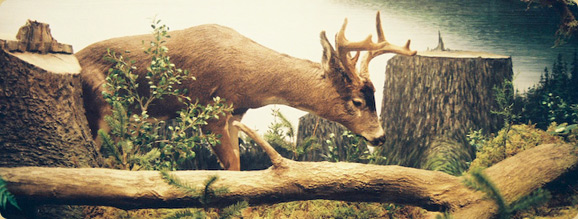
[
  {"left": 522, "top": 0, "right": 578, "bottom": 45},
  {"left": 571, "top": 50, "right": 578, "bottom": 103},
  {"left": 519, "top": 53, "right": 578, "bottom": 128}
]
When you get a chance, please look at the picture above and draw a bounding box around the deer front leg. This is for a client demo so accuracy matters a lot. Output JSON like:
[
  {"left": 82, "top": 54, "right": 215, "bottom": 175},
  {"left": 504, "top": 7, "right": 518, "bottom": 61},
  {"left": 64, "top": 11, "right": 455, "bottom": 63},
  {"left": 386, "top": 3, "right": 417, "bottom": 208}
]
[
  {"left": 206, "top": 111, "right": 244, "bottom": 171},
  {"left": 83, "top": 87, "right": 113, "bottom": 152}
]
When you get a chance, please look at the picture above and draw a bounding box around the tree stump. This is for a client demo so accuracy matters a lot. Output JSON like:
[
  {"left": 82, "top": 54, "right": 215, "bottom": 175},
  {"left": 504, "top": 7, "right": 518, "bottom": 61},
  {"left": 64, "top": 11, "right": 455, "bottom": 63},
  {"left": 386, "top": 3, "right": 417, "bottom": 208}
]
[
  {"left": 380, "top": 51, "right": 513, "bottom": 169},
  {"left": 0, "top": 20, "right": 98, "bottom": 218}
]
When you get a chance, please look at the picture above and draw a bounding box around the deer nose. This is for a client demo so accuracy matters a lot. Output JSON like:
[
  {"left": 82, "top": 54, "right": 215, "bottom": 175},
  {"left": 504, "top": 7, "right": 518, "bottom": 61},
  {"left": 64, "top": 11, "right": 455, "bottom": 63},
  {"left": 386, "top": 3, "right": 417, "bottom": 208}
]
[{"left": 368, "top": 135, "right": 386, "bottom": 146}]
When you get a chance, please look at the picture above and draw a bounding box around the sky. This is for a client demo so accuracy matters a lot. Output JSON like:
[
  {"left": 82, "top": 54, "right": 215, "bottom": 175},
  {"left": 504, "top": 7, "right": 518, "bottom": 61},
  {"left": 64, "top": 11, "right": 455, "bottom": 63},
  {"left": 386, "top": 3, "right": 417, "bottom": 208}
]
[{"left": 0, "top": 0, "right": 436, "bottom": 134}]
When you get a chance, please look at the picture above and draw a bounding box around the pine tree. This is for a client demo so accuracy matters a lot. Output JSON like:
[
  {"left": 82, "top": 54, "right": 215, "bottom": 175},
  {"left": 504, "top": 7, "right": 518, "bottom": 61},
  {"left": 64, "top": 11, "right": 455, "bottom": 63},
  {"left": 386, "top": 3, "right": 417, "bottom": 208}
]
[
  {"left": 570, "top": 50, "right": 578, "bottom": 103},
  {"left": 519, "top": 53, "right": 578, "bottom": 129},
  {"left": 541, "top": 67, "right": 550, "bottom": 89},
  {"left": 551, "top": 54, "right": 569, "bottom": 98}
]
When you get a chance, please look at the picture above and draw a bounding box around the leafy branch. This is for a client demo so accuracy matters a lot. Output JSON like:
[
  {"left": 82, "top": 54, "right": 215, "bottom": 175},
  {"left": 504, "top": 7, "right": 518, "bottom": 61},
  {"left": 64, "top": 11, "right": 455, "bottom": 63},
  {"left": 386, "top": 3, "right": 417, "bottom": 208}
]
[{"left": 99, "top": 19, "right": 232, "bottom": 171}]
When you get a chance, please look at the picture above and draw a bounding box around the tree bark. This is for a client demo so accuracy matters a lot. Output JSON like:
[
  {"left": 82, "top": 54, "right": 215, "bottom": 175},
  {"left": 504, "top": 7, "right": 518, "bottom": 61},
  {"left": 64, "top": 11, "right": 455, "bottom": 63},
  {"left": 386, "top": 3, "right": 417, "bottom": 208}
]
[
  {"left": 0, "top": 143, "right": 576, "bottom": 218},
  {"left": 380, "top": 51, "right": 513, "bottom": 168},
  {"left": 0, "top": 21, "right": 99, "bottom": 218},
  {"left": 0, "top": 22, "right": 98, "bottom": 168}
]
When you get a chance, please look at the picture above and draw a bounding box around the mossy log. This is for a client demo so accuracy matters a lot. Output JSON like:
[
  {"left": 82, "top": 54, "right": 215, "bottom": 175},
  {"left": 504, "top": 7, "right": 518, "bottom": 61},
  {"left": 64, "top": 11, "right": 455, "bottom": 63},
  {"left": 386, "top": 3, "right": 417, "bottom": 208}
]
[
  {"left": 0, "top": 122, "right": 576, "bottom": 219},
  {"left": 380, "top": 51, "right": 513, "bottom": 168}
]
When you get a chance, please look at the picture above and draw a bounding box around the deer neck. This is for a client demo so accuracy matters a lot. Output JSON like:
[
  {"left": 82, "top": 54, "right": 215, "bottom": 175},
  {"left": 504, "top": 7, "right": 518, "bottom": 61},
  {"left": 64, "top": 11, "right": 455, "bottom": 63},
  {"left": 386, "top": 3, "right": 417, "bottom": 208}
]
[{"left": 257, "top": 58, "right": 336, "bottom": 115}]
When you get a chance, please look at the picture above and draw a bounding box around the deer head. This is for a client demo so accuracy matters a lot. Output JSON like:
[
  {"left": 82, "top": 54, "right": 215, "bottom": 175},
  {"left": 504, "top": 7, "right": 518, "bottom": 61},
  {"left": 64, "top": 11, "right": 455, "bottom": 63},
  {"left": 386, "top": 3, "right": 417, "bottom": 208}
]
[{"left": 318, "top": 11, "right": 416, "bottom": 146}]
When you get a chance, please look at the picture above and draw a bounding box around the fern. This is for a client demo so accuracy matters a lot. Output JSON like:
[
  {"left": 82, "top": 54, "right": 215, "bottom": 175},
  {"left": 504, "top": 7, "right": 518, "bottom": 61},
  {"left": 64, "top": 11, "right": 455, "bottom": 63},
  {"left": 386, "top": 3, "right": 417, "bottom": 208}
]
[
  {"left": 219, "top": 201, "right": 248, "bottom": 219},
  {"left": 464, "top": 168, "right": 550, "bottom": 218},
  {"left": 200, "top": 175, "right": 229, "bottom": 207},
  {"left": 160, "top": 170, "right": 197, "bottom": 196},
  {"left": 509, "top": 188, "right": 551, "bottom": 213},
  {"left": 160, "top": 172, "right": 247, "bottom": 218},
  {"left": 164, "top": 209, "right": 205, "bottom": 219},
  {"left": 464, "top": 168, "right": 508, "bottom": 217},
  {"left": 271, "top": 109, "right": 295, "bottom": 140},
  {"left": 0, "top": 176, "right": 20, "bottom": 211}
]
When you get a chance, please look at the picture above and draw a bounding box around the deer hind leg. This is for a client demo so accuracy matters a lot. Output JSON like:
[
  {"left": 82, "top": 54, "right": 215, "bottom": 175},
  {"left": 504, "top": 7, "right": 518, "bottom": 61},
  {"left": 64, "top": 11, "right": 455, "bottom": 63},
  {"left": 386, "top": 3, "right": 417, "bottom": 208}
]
[{"left": 207, "top": 109, "right": 246, "bottom": 171}]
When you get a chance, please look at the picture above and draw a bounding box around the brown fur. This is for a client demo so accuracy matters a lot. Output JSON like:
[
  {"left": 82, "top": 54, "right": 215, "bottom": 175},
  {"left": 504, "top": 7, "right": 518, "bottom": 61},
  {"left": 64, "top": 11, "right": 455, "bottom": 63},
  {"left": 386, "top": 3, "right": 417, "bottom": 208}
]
[{"left": 77, "top": 20, "right": 408, "bottom": 170}]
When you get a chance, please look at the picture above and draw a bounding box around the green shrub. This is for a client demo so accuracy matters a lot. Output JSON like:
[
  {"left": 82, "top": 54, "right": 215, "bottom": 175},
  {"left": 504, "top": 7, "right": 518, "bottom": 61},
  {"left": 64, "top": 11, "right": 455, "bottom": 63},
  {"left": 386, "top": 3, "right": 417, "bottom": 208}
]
[
  {"left": 518, "top": 53, "right": 578, "bottom": 129},
  {"left": 99, "top": 19, "right": 231, "bottom": 171}
]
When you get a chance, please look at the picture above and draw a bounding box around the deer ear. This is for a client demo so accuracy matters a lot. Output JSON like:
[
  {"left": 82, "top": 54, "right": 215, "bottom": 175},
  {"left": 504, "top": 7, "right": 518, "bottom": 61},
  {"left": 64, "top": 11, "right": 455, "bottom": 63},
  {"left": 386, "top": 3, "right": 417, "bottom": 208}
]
[
  {"left": 320, "top": 31, "right": 359, "bottom": 86},
  {"left": 320, "top": 31, "right": 337, "bottom": 74}
]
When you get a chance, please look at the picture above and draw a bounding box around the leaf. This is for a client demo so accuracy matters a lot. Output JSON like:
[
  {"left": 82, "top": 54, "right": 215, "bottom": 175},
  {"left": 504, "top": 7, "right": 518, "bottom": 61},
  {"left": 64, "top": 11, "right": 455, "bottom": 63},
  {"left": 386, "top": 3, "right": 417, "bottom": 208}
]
[{"left": 0, "top": 176, "right": 20, "bottom": 210}]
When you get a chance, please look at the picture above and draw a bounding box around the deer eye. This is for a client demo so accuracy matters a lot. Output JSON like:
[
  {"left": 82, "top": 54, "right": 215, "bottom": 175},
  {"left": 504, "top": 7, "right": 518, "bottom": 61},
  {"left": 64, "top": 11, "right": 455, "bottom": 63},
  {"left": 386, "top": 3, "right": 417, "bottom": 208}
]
[{"left": 352, "top": 99, "right": 364, "bottom": 107}]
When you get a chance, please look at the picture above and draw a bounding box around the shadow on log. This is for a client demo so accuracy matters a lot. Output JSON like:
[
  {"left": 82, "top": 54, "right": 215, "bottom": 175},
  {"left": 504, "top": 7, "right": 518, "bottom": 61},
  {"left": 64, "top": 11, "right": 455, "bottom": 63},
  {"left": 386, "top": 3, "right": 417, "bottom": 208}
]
[{"left": 380, "top": 51, "right": 513, "bottom": 168}]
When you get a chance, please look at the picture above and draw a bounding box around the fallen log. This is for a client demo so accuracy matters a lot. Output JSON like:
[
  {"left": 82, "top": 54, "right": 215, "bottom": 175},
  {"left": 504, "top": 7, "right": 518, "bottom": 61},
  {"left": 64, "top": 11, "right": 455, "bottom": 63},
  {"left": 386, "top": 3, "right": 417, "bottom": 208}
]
[{"left": 0, "top": 122, "right": 576, "bottom": 218}]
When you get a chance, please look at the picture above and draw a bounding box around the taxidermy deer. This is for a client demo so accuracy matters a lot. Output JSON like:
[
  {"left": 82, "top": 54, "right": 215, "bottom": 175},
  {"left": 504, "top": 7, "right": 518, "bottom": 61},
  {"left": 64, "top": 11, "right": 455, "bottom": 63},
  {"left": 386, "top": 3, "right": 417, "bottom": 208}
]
[{"left": 77, "top": 12, "right": 416, "bottom": 170}]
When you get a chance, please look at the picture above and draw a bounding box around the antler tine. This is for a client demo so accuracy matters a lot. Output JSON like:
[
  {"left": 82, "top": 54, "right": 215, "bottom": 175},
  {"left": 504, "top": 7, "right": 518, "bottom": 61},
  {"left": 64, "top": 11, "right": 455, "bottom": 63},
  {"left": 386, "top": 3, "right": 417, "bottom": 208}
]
[
  {"left": 336, "top": 18, "right": 385, "bottom": 54},
  {"left": 375, "top": 11, "right": 386, "bottom": 42},
  {"left": 336, "top": 18, "right": 383, "bottom": 75},
  {"left": 359, "top": 11, "right": 417, "bottom": 79}
]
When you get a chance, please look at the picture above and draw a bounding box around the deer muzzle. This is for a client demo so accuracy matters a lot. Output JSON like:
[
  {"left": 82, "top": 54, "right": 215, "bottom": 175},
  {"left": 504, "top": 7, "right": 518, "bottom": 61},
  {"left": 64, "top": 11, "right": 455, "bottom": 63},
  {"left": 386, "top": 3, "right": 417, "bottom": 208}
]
[{"left": 362, "top": 128, "right": 386, "bottom": 146}]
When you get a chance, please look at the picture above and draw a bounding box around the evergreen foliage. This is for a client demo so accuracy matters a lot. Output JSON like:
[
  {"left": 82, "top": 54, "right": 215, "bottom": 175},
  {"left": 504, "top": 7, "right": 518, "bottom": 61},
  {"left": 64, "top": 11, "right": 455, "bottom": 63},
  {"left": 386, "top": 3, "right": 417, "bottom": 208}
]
[
  {"left": 264, "top": 108, "right": 323, "bottom": 161},
  {"left": 238, "top": 133, "right": 274, "bottom": 170},
  {"left": 264, "top": 108, "right": 298, "bottom": 159},
  {"left": 463, "top": 168, "right": 550, "bottom": 219},
  {"left": 163, "top": 210, "right": 204, "bottom": 219},
  {"left": 218, "top": 201, "right": 249, "bottom": 219},
  {"left": 159, "top": 170, "right": 197, "bottom": 196},
  {"left": 0, "top": 176, "right": 19, "bottom": 211},
  {"left": 518, "top": 53, "right": 578, "bottom": 129},
  {"left": 199, "top": 176, "right": 229, "bottom": 208},
  {"left": 99, "top": 19, "right": 231, "bottom": 171},
  {"left": 160, "top": 171, "right": 246, "bottom": 218}
]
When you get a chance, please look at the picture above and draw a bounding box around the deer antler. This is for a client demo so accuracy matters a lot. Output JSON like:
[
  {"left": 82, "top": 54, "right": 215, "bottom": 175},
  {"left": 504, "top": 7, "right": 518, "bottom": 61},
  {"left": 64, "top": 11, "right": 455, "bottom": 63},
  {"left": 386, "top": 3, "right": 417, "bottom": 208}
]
[
  {"left": 359, "top": 12, "right": 416, "bottom": 79},
  {"left": 335, "top": 18, "right": 382, "bottom": 75},
  {"left": 336, "top": 11, "right": 417, "bottom": 80}
]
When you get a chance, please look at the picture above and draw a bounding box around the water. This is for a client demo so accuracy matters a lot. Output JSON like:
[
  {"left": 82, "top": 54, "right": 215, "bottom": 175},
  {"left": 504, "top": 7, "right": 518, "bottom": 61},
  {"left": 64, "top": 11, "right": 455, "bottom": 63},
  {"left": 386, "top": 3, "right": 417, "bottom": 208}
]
[
  {"left": 344, "top": 0, "right": 574, "bottom": 90},
  {"left": 1, "top": 0, "right": 574, "bottom": 133}
]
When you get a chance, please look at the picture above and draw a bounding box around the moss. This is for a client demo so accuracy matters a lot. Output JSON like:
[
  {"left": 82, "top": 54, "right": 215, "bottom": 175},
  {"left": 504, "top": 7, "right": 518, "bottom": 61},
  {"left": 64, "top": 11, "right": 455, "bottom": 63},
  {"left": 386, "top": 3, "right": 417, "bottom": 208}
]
[
  {"left": 242, "top": 200, "right": 425, "bottom": 219},
  {"left": 469, "top": 124, "right": 564, "bottom": 170}
]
